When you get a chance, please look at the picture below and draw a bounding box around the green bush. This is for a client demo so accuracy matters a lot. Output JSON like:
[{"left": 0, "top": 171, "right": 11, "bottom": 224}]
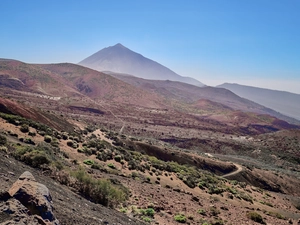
[
  {"left": 197, "top": 209, "right": 206, "bottom": 215},
  {"left": 119, "top": 207, "right": 127, "bottom": 213},
  {"left": 174, "top": 214, "right": 186, "bottom": 223},
  {"left": 128, "top": 160, "right": 138, "bottom": 170},
  {"left": 44, "top": 135, "right": 52, "bottom": 143},
  {"left": 246, "top": 211, "right": 266, "bottom": 224},
  {"left": 209, "top": 206, "right": 220, "bottom": 216},
  {"left": 62, "top": 133, "right": 69, "bottom": 140},
  {"left": 22, "top": 150, "right": 50, "bottom": 168},
  {"left": 183, "top": 175, "right": 197, "bottom": 188},
  {"left": 71, "top": 168, "right": 128, "bottom": 207},
  {"left": 24, "top": 138, "right": 35, "bottom": 145},
  {"left": 83, "top": 159, "right": 94, "bottom": 165},
  {"left": 13, "top": 143, "right": 58, "bottom": 168},
  {"left": 265, "top": 211, "right": 286, "bottom": 220},
  {"left": 114, "top": 155, "right": 122, "bottom": 162},
  {"left": 140, "top": 208, "right": 155, "bottom": 217},
  {"left": 238, "top": 192, "right": 253, "bottom": 204},
  {"left": 208, "top": 186, "right": 225, "bottom": 195},
  {"left": 51, "top": 140, "right": 59, "bottom": 148},
  {"left": 86, "top": 138, "right": 111, "bottom": 150},
  {"left": 28, "top": 131, "right": 36, "bottom": 137},
  {"left": 91, "top": 163, "right": 103, "bottom": 170},
  {"left": 67, "top": 140, "right": 77, "bottom": 148},
  {"left": 142, "top": 217, "right": 151, "bottom": 223},
  {"left": 226, "top": 186, "right": 237, "bottom": 194},
  {"left": 107, "top": 163, "right": 116, "bottom": 169},
  {"left": 20, "top": 124, "right": 29, "bottom": 133},
  {"left": 37, "top": 131, "right": 46, "bottom": 136},
  {"left": 260, "top": 201, "right": 273, "bottom": 207}
]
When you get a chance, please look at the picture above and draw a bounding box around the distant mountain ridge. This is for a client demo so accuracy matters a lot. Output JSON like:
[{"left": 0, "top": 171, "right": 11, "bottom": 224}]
[
  {"left": 78, "top": 43, "right": 204, "bottom": 87},
  {"left": 218, "top": 83, "right": 300, "bottom": 121}
]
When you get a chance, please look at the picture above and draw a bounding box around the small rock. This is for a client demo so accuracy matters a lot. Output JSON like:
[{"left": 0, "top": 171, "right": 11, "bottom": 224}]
[
  {"left": 8, "top": 171, "right": 15, "bottom": 176},
  {"left": 173, "top": 188, "right": 180, "bottom": 192},
  {"left": 192, "top": 196, "right": 199, "bottom": 202}
]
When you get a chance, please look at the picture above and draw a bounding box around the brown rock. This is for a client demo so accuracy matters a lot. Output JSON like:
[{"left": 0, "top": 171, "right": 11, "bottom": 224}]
[{"left": 6, "top": 171, "right": 59, "bottom": 225}]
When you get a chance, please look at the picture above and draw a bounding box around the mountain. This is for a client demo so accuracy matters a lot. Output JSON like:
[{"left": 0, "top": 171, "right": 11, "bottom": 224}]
[
  {"left": 218, "top": 83, "right": 300, "bottom": 121},
  {"left": 0, "top": 59, "right": 76, "bottom": 96},
  {"left": 1, "top": 58, "right": 299, "bottom": 134},
  {"left": 39, "top": 63, "right": 165, "bottom": 108},
  {"left": 108, "top": 72, "right": 300, "bottom": 125},
  {"left": 0, "top": 59, "right": 164, "bottom": 109},
  {"left": 78, "top": 43, "right": 204, "bottom": 87}
]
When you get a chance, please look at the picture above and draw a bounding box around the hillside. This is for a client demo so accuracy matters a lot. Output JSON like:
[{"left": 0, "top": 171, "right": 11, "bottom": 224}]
[
  {"left": 0, "top": 103, "right": 300, "bottom": 224},
  {"left": 109, "top": 72, "right": 300, "bottom": 125},
  {"left": 78, "top": 43, "right": 204, "bottom": 87},
  {"left": 38, "top": 63, "right": 165, "bottom": 108},
  {"left": 1, "top": 59, "right": 298, "bottom": 135},
  {"left": 218, "top": 83, "right": 300, "bottom": 121},
  {"left": 0, "top": 59, "right": 76, "bottom": 96}
]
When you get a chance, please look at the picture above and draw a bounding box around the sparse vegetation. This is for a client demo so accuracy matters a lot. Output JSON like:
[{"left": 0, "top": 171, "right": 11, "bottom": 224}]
[
  {"left": 140, "top": 208, "right": 155, "bottom": 217},
  {"left": 13, "top": 145, "right": 51, "bottom": 168},
  {"left": 198, "top": 209, "right": 206, "bottom": 215},
  {"left": 107, "top": 163, "right": 116, "bottom": 169},
  {"left": 71, "top": 168, "right": 128, "bottom": 207},
  {"left": 20, "top": 124, "right": 29, "bottom": 133},
  {"left": 83, "top": 159, "right": 94, "bottom": 165},
  {"left": 174, "top": 214, "right": 187, "bottom": 223},
  {"left": 1, "top": 72, "right": 300, "bottom": 225},
  {"left": 67, "top": 140, "right": 77, "bottom": 148},
  {"left": 265, "top": 211, "right": 286, "bottom": 220},
  {"left": 44, "top": 135, "right": 52, "bottom": 143},
  {"left": 142, "top": 216, "right": 151, "bottom": 222},
  {"left": 209, "top": 206, "right": 220, "bottom": 216},
  {"left": 246, "top": 211, "right": 266, "bottom": 224}
]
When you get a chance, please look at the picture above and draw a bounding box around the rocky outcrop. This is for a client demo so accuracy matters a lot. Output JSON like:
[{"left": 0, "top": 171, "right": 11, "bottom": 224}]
[{"left": 0, "top": 171, "right": 59, "bottom": 225}]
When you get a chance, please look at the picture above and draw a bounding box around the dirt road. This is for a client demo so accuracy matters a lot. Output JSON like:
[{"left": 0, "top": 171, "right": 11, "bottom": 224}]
[{"left": 222, "top": 163, "right": 243, "bottom": 178}]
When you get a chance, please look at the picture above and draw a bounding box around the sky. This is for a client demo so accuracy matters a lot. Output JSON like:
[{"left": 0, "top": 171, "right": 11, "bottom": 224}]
[{"left": 1, "top": 0, "right": 300, "bottom": 93}]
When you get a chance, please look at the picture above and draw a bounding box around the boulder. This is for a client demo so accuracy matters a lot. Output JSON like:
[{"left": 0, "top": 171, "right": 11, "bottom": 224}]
[{"left": 0, "top": 171, "right": 59, "bottom": 225}]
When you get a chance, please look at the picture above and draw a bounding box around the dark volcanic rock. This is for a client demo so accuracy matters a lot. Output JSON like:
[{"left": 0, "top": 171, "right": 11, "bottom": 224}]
[{"left": 0, "top": 171, "right": 59, "bottom": 225}]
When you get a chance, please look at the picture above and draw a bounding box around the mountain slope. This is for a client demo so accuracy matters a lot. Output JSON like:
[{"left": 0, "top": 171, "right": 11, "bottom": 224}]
[
  {"left": 218, "top": 83, "right": 300, "bottom": 120},
  {"left": 0, "top": 59, "right": 76, "bottom": 96},
  {"left": 109, "top": 72, "right": 300, "bottom": 125},
  {"left": 78, "top": 43, "right": 204, "bottom": 87},
  {"left": 38, "top": 63, "right": 165, "bottom": 108},
  {"left": 0, "top": 59, "right": 166, "bottom": 109},
  {"left": 0, "top": 96, "right": 75, "bottom": 132}
]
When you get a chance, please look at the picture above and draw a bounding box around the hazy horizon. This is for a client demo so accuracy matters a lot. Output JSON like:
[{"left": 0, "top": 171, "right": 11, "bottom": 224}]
[{"left": 1, "top": 1, "right": 299, "bottom": 94}]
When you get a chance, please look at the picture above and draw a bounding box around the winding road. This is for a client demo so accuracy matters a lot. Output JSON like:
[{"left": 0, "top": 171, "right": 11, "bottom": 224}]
[{"left": 222, "top": 163, "right": 243, "bottom": 178}]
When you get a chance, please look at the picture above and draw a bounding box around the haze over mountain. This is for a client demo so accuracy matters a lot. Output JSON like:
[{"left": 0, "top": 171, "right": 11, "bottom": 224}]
[
  {"left": 78, "top": 44, "right": 204, "bottom": 87},
  {"left": 218, "top": 83, "right": 300, "bottom": 121}
]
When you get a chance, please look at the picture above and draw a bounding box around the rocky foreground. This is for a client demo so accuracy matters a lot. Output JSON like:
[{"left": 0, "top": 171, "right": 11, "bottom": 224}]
[
  {"left": 0, "top": 171, "right": 59, "bottom": 225},
  {"left": 0, "top": 152, "right": 146, "bottom": 225}
]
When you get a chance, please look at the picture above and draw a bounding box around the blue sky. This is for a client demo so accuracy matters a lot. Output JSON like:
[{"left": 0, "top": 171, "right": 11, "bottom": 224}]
[{"left": 1, "top": 0, "right": 300, "bottom": 93}]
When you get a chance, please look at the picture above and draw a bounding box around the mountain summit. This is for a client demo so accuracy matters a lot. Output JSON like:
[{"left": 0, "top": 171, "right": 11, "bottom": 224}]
[{"left": 78, "top": 43, "right": 204, "bottom": 86}]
